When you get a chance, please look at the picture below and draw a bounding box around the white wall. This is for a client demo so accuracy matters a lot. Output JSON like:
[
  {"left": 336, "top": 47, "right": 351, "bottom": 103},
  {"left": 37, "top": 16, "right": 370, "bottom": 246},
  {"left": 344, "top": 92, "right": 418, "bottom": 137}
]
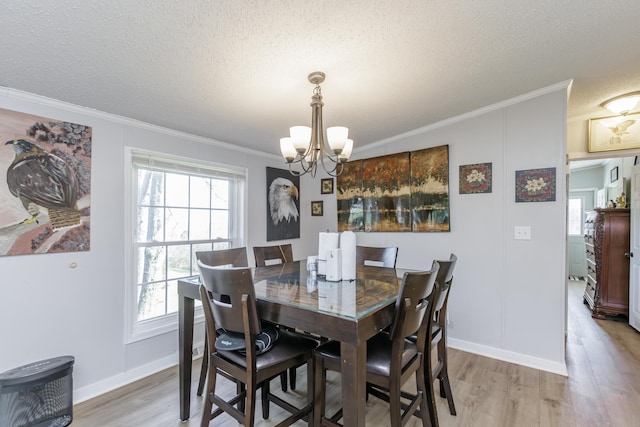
[
  {"left": 346, "top": 84, "right": 569, "bottom": 374},
  {"left": 0, "top": 81, "right": 569, "bottom": 405},
  {"left": 0, "top": 88, "right": 322, "bottom": 402}
]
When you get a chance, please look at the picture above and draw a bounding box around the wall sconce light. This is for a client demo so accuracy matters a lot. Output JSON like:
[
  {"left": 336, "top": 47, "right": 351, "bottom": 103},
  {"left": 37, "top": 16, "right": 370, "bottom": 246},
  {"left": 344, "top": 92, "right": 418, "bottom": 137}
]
[{"left": 601, "top": 91, "right": 640, "bottom": 115}]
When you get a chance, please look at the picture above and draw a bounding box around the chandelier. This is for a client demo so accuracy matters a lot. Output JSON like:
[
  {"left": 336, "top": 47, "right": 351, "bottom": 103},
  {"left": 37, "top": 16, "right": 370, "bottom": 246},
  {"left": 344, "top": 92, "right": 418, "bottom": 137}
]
[{"left": 279, "top": 71, "right": 353, "bottom": 177}]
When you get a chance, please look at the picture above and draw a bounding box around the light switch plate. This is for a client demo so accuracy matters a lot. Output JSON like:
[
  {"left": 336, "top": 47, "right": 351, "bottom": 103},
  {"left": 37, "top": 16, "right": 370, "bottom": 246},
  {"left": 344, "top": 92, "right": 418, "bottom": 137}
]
[{"left": 514, "top": 226, "right": 531, "bottom": 240}]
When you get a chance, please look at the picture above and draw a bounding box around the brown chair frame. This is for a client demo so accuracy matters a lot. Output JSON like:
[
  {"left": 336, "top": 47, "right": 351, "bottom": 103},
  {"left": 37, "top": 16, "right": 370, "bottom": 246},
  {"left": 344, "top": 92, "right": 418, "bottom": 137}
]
[
  {"left": 194, "top": 248, "right": 250, "bottom": 397},
  {"left": 253, "top": 243, "right": 298, "bottom": 391},
  {"left": 198, "top": 262, "right": 316, "bottom": 427},
  {"left": 425, "top": 253, "right": 458, "bottom": 426},
  {"left": 355, "top": 245, "right": 398, "bottom": 268},
  {"left": 253, "top": 244, "right": 294, "bottom": 267},
  {"left": 314, "top": 264, "right": 440, "bottom": 427}
]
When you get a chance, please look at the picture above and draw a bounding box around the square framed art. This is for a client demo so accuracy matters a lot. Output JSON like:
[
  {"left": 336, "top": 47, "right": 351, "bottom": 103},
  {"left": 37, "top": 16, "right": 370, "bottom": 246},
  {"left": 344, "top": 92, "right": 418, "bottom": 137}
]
[
  {"left": 311, "top": 200, "right": 324, "bottom": 216},
  {"left": 321, "top": 178, "right": 334, "bottom": 194},
  {"left": 459, "top": 162, "right": 492, "bottom": 194},
  {"left": 515, "top": 167, "right": 556, "bottom": 202}
]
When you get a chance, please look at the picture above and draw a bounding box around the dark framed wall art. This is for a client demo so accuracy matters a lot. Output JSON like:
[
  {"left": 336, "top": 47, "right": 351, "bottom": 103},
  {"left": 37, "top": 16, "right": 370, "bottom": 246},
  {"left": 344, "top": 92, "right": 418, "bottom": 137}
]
[
  {"left": 459, "top": 162, "right": 492, "bottom": 194},
  {"left": 610, "top": 166, "right": 618, "bottom": 183},
  {"left": 515, "top": 167, "right": 556, "bottom": 202},
  {"left": 311, "top": 200, "right": 323, "bottom": 216},
  {"left": 321, "top": 178, "right": 334, "bottom": 194},
  {"left": 266, "top": 167, "right": 300, "bottom": 241}
]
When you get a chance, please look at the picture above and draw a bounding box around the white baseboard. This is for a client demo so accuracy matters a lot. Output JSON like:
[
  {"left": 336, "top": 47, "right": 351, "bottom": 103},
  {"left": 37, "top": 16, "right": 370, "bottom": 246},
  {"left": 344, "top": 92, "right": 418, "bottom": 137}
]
[
  {"left": 74, "top": 340, "right": 206, "bottom": 404},
  {"left": 448, "top": 337, "right": 568, "bottom": 377},
  {"left": 74, "top": 337, "right": 568, "bottom": 405}
]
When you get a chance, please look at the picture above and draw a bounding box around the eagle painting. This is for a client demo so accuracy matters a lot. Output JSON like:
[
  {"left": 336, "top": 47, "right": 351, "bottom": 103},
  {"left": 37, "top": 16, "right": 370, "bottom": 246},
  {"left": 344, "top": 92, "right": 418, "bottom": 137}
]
[
  {"left": 5, "top": 139, "right": 81, "bottom": 229},
  {"left": 266, "top": 169, "right": 300, "bottom": 241}
]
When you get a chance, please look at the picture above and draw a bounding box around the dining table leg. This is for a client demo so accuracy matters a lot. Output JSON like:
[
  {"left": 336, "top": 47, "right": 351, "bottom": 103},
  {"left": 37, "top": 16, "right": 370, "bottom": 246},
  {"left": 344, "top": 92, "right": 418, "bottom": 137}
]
[
  {"left": 179, "top": 293, "right": 194, "bottom": 421},
  {"left": 340, "top": 340, "right": 367, "bottom": 427}
]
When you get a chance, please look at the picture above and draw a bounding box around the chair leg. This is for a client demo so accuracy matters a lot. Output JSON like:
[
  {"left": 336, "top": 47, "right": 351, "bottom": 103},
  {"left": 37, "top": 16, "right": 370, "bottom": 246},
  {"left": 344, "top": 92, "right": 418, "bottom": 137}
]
[
  {"left": 425, "top": 352, "right": 440, "bottom": 427},
  {"left": 237, "top": 381, "right": 246, "bottom": 412},
  {"left": 306, "top": 360, "right": 314, "bottom": 413},
  {"left": 313, "top": 355, "right": 326, "bottom": 426},
  {"left": 289, "top": 366, "right": 297, "bottom": 390},
  {"left": 438, "top": 368, "right": 456, "bottom": 415},
  {"left": 280, "top": 371, "right": 288, "bottom": 392},
  {"left": 197, "top": 332, "right": 209, "bottom": 396},
  {"left": 415, "top": 367, "right": 433, "bottom": 427},
  {"left": 262, "top": 378, "right": 271, "bottom": 419},
  {"left": 200, "top": 362, "right": 216, "bottom": 427},
  {"left": 438, "top": 338, "right": 456, "bottom": 415},
  {"left": 245, "top": 376, "right": 257, "bottom": 426},
  {"left": 388, "top": 378, "right": 402, "bottom": 427}
]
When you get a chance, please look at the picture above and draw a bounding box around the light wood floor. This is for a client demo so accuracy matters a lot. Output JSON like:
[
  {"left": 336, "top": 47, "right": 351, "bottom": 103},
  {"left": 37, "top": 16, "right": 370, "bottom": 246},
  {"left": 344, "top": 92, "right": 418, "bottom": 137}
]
[{"left": 72, "top": 281, "right": 640, "bottom": 426}]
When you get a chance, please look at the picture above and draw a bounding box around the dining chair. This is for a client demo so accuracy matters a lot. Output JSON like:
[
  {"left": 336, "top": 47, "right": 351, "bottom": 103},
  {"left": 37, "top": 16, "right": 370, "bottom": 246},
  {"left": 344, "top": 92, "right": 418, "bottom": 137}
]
[
  {"left": 252, "top": 243, "right": 298, "bottom": 391},
  {"left": 428, "top": 253, "right": 458, "bottom": 422},
  {"left": 355, "top": 245, "right": 398, "bottom": 268},
  {"left": 197, "top": 261, "right": 317, "bottom": 427},
  {"left": 409, "top": 253, "right": 458, "bottom": 427},
  {"left": 313, "top": 263, "right": 440, "bottom": 427},
  {"left": 194, "top": 248, "right": 250, "bottom": 397},
  {"left": 253, "top": 244, "right": 294, "bottom": 267},
  {"left": 196, "top": 247, "right": 290, "bottom": 395}
]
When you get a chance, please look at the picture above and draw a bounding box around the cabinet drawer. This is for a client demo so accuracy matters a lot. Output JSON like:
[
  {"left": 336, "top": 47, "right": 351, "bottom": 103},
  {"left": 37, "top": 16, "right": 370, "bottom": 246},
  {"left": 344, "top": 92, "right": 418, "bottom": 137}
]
[{"left": 585, "top": 279, "right": 596, "bottom": 299}]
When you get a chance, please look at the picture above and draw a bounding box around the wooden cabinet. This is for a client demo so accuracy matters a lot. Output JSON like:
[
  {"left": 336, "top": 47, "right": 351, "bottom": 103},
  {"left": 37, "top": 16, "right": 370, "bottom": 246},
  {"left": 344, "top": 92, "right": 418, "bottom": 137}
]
[{"left": 583, "top": 208, "right": 630, "bottom": 318}]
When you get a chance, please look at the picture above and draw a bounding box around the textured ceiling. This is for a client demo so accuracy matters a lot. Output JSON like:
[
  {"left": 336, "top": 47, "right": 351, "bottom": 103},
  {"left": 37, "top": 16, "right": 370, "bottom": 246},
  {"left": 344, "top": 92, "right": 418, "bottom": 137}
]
[{"left": 2, "top": 0, "right": 640, "bottom": 156}]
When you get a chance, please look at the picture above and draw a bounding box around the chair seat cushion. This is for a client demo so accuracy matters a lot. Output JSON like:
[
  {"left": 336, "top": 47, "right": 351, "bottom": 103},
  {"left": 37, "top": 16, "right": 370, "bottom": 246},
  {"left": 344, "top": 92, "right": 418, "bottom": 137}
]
[
  {"left": 215, "top": 326, "right": 279, "bottom": 355},
  {"left": 217, "top": 329, "right": 317, "bottom": 370},
  {"left": 315, "top": 332, "right": 419, "bottom": 377}
]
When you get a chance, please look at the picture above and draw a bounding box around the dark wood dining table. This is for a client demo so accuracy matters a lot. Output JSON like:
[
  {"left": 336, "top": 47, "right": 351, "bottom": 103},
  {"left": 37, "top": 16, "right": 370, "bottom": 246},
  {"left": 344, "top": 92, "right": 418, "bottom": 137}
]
[{"left": 178, "top": 260, "right": 403, "bottom": 426}]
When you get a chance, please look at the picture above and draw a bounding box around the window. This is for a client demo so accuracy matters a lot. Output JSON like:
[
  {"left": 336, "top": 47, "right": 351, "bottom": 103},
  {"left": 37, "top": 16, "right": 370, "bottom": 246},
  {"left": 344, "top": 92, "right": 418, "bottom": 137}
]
[
  {"left": 125, "top": 148, "right": 246, "bottom": 341},
  {"left": 567, "top": 197, "right": 583, "bottom": 236}
]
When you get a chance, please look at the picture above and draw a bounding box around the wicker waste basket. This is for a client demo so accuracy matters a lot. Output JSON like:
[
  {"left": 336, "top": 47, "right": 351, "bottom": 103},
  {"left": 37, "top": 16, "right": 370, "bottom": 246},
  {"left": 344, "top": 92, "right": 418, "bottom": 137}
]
[{"left": 0, "top": 356, "right": 74, "bottom": 427}]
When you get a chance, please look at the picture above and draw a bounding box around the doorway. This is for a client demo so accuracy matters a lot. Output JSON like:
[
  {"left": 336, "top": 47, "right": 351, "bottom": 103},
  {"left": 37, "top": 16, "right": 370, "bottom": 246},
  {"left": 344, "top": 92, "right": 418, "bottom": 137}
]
[{"left": 567, "top": 155, "right": 635, "bottom": 330}]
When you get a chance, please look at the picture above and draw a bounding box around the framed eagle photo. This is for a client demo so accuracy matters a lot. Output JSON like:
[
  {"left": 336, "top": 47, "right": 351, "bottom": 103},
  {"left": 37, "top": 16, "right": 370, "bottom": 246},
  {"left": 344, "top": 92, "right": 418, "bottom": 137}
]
[{"left": 266, "top": 167, "right": 300, "bottom": 241}]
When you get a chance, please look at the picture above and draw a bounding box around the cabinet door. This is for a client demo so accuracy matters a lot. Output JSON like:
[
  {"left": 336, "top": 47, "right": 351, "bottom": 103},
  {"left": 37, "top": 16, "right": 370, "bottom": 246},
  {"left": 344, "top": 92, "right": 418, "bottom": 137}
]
[{"left": 602, "top": 213, "right": 630, "bottom": 310}]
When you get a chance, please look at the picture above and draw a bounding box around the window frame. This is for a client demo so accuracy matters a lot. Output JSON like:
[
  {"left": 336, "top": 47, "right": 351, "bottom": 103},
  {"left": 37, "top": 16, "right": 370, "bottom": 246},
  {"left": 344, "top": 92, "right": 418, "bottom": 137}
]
[
  {"left": 124, "top": 147, "right": 247, "bottom": 343},
  {"left": 567, "top": 196, "right": 585, "bottom": 236}
]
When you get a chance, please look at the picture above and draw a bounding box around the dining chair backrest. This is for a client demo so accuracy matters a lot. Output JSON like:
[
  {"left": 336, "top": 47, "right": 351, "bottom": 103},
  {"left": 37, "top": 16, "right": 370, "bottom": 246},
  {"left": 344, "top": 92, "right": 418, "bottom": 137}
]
[
  {"left": 355, "top": 245, "right": 398, "bottom": 268},
  {"left": 196, "top": 247, "right": 249, "bottom": 268},
  {"left": 389, "top": 262, "right": 439, "bottom": 344},
  {"left": 253, "top": 244, "right": 293, "bottom": 267},
  {"left": 432, "top": 253, "right": 457, "bottom": 314},
  {"left": 197, "top": 260, "right": 261, "bottom": 335}
]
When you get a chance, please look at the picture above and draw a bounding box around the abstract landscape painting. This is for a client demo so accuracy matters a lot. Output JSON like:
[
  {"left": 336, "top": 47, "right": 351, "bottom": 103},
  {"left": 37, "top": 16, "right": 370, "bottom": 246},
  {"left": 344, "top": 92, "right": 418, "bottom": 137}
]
[
  {"left": 411, "top": 145, "right": 450, "bottom": 231},
  {"left": 337, "top": 144, "right": 450, "bottom": 232}
]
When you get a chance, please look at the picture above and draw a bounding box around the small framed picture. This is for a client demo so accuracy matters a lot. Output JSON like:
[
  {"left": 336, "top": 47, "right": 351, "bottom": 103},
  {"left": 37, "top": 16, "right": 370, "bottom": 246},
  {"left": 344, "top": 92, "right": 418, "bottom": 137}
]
[
  {"left": 515, "top": 167, "right": 556, "bottom": 203},
  {"left": 610, "top": 166, "right": 619, "bottom": 183},
  {"left": 459, "top": 162, "right": 492, "bottom": 194},
  {"left": 311, "top": 200, "right": 323, "bottom": 216},
  {"left": 321, "top": 178, "right": 334, "bottom": 194}
]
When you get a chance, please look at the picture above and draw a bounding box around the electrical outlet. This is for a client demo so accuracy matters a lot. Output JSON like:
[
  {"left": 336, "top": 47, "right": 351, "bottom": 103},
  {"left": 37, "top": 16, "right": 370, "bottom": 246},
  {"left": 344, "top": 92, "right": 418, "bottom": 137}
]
[
  {"left": 514, "top": 226, "right": 531, "bottom": 240},
  {"left": 192, "top": 345, "right": 205, "bottom": 359}
]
